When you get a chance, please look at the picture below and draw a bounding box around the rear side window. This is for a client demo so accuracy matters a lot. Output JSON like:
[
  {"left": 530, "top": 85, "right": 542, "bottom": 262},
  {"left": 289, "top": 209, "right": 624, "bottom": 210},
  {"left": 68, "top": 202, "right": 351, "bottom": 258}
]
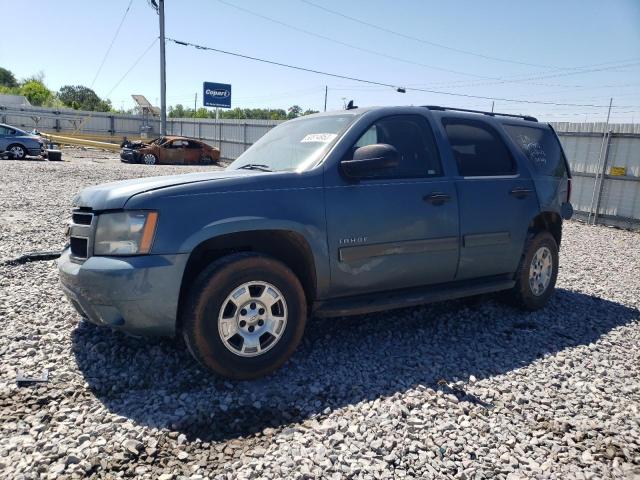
[
  {"left": 443, "top": 119, "right": 516, "bottom": 177},
  {"left": 503, "top": 124, "right": 567, "bottom": 177}
]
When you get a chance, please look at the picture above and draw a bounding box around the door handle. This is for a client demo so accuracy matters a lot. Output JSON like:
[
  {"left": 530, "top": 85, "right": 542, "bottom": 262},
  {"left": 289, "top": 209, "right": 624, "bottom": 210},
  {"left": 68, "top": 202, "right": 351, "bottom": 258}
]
[
  {"left": 423, "top": 192, "right": 451, "bottom": 205},
  {"left": 509, "top": 188, "right": 532, "bottom": 199}
]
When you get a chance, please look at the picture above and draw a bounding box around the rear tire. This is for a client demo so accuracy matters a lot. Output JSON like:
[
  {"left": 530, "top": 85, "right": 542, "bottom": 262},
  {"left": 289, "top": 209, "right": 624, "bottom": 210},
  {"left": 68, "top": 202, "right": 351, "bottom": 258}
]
[
  {"left": 510, "top": 231, "right": 559, "bottom": 310},
  {"left": 182, "top": 252, "right": 307, "bottom": 379}
]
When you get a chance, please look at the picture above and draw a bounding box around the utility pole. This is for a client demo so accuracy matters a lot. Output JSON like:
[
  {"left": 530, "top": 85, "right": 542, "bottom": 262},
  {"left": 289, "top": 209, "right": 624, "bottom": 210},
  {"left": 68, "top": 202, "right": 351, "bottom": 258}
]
[
  {"left": 491, "top": 101, "right": 494, "bottom": 113},
  {"left": 159, "top": 0, "right": 167, "bottom": 135},
  {"left": 194, "top": 92, "right": 197, "bottom": 134},
  {"left": 324, "top": 86, "right": 328, "bottom": 112},
  {"left": 588, "top": 97, "right": 613, "bottom": 225}
]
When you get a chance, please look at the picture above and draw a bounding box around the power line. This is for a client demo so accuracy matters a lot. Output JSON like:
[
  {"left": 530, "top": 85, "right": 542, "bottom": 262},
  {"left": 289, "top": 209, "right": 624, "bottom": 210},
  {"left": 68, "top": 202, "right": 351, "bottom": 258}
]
[
  {"left": 217, "top": 0, "right": 640, "bottom": 89},
  {"left": 216, "top": 0, "right": 496, "bottom": 80},
  {"left": 167, "top": 37, "right": 639, "bottom": 108},
  {"left": 429, "top": 61, "right": 640, "bottom": 89},
  {"left": 299, "top": 0, "right": 558, "bottom": 69},
  {"left": 104, "top": 37, "right": 158, "bottom": 98},
  {"left": 300, "top": 0, "right": 640, "bottom": 76},
  {"left": 90, "top": 0, "right": 134, "bottom": 88}
]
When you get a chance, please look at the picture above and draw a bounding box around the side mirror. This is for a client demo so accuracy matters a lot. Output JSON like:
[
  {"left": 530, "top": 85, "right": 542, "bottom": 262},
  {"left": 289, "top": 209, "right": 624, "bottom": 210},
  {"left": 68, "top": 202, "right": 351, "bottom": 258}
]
[{"left": 340, "top": 143, "right": 399, "bottom": 178}]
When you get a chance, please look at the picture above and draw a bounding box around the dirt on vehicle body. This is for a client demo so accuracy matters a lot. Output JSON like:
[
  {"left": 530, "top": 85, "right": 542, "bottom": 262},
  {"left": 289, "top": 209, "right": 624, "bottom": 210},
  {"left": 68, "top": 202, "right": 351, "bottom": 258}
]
[{"left": 120, "top": 136, "right": 220, "bottom": 165}]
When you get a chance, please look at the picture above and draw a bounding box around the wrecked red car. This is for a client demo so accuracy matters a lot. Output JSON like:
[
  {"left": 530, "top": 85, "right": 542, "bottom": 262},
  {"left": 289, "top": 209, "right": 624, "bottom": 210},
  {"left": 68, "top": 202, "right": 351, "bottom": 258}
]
[{"left": 120, "top": 136, "right": 220, "bottom": 165}]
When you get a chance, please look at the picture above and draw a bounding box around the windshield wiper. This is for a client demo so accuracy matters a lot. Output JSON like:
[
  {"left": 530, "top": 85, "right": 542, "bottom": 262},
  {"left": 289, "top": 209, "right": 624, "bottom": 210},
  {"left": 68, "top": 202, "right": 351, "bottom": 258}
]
[{"left": 237, "top": 163, "right": 273, "bottom": 172}]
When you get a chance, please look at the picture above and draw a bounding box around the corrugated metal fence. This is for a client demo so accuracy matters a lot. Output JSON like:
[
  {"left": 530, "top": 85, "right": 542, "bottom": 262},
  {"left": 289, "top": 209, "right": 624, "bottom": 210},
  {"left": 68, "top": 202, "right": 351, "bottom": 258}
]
[
  {"left": 553, "top": 122, "right": 640, "bottom": 230},
  {"left": 2, "top": 105, "right": 639, "bottom": 230},
  {"left": 0, "top": 104, "right": 282, "bottom": 162}
]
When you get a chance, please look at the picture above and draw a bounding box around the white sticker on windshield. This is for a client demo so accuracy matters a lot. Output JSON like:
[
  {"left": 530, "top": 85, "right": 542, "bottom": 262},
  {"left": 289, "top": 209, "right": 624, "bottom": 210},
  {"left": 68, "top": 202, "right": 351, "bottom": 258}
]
[{"left": 300, "top": 133, "right": 337, "bottom": 143}]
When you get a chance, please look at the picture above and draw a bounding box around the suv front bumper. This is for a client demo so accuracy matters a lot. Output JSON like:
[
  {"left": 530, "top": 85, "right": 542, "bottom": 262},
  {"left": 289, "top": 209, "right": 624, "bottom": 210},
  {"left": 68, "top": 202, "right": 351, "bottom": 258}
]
[{"left": 58, "top": 248, "right": 189, "bottom": 336}]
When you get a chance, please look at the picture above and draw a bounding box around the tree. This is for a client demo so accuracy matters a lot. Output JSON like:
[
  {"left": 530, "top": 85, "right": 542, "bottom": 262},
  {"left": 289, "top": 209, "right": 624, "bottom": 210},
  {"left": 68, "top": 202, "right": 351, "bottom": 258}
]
[
  {"left": 287, "top": 105, "right": 303, "bottom": 119},
  {"left": 167, "top": 104, "right": 316, "bottom": 120},
  {"left": 302, "top": 109, "right": 319, "bottom": 116},
  {"left": 19, "top": 80, "right": 52, "bottom": 106},
  {"left": 194, "top": 108, "right": 209, "bottom": 118},
  {"left": 0, "top": 67, "right": 17, "bottom": 88},
  {"left": 58, "top": 85, "right": 111, "bottom": 111},
  {"left": 168, "top": 104, "right": 187, "bottom": 118}
]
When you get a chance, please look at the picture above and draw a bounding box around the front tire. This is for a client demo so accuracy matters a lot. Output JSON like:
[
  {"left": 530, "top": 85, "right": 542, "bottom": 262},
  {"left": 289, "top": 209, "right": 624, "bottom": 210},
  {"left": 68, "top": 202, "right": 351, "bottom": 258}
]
[
  {"left": 182, "top": 253, "right": 307, "bottom": 379},
  {"left": 510, "top": 231, "right": 559, "bottom": 310},
  {"left": 8, "top": 144, "right": 26, "bottom": 160},
  {"left": 142, "top": 153, "right": 157, "bottom": 165}
]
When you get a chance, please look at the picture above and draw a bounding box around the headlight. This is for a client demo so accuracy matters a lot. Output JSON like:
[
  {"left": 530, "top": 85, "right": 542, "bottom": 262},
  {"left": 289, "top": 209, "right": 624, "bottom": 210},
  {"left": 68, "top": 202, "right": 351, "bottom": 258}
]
[{"left": 94, "top": 211, "right": 158, "bottom": 256}]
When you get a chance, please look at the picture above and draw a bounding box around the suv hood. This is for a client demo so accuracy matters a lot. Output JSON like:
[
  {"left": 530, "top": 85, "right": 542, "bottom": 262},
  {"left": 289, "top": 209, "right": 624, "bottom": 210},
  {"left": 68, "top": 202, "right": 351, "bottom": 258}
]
[{"left": 73, "top": 170, "right": 250, "bottom": 210}]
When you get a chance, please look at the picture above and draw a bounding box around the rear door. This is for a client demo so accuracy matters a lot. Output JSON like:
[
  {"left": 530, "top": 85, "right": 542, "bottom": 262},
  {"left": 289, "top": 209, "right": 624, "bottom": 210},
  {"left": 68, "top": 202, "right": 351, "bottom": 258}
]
[
  {"left": 440, "top": 118, "right": 539, "bottom": 280},
  {"left": 185, "top": 140, "right": 204, "bottom": 164},
  {"left": 324, "top": 114, "right": 460, "bottom": 297},
  {"left": 502, "top": 123, "right": 570, "bottom": 213}
]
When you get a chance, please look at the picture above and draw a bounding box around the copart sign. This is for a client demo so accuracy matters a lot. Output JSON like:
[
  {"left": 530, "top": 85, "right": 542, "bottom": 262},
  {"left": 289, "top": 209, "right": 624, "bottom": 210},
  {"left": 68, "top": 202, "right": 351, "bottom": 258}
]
[{"left": 203, "top": 82, "right": 232, "bottom": 108}]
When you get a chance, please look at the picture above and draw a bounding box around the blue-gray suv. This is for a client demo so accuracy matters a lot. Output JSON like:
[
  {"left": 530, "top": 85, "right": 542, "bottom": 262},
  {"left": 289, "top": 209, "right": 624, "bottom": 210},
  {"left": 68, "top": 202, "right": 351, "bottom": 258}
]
[{"left": 58, "top": 106, "right": 573, "bottom": 379}]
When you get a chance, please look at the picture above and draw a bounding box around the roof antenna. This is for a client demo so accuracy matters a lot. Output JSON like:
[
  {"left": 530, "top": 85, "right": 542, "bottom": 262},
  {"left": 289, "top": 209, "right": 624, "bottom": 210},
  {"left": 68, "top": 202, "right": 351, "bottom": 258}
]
[{"left": 346, "top": 100, "right": 357, "bottom": 110}]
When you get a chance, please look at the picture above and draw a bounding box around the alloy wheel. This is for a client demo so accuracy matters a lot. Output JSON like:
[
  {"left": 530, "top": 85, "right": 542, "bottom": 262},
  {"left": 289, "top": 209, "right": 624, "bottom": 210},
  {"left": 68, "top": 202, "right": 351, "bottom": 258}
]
[
  {"left": 529, "top": 246, "right": 553, "bottom": 296},
  {"left": 218, "top": 281, "right": 288, "bottom": 357}
]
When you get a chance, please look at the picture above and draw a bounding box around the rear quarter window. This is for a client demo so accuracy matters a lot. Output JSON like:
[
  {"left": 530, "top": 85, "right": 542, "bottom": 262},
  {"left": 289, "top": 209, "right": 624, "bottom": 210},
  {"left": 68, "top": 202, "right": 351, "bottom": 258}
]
[{"left": 503, "top": 124, "right": 567, "bottom": 177}]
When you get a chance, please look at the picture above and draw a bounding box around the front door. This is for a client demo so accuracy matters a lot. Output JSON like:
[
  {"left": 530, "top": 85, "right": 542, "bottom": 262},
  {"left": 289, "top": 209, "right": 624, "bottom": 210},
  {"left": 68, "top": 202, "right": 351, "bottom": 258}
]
[
  {"left": 440, "top": 118, "right": 539, "bottom": 280},
  {"left": 325, "top": 114, "right": 460, "bottom": 298}
]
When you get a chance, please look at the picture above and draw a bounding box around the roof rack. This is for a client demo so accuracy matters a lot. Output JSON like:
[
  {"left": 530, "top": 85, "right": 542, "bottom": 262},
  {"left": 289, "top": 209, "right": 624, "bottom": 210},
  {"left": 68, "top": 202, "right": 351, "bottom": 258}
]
[{"left": 423, "top": 105, "right": 538, "bottom": 122}]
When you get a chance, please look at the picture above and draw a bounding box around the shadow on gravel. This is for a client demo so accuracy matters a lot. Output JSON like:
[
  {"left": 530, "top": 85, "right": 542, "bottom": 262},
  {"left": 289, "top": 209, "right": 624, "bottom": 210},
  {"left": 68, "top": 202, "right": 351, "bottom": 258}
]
[{"left": 72, "top": 288, "right": 638, "bottom": 444}]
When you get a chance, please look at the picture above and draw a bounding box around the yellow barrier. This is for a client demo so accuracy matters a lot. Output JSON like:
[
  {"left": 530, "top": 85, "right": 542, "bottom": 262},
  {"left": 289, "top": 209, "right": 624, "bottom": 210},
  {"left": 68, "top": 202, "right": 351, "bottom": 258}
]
[
  {"left": 44, "top": 133, "right": 121, "bottom": 151},
  {"left": 43, "top": 132, "right": 152, "bottom": 152}
]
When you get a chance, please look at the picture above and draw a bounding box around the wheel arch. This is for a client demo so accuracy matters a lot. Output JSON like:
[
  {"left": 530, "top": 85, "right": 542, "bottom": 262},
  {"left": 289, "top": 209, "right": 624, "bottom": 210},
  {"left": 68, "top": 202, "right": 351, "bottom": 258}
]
[
  {"left": 176, "top": 229, "right": 318, "bottom": 331},
  {"left": 7, "top": 143, "right": 27, "bottom": 157},
  {"left": 528, "top": 211, "right": 562, "bottom": 246}
]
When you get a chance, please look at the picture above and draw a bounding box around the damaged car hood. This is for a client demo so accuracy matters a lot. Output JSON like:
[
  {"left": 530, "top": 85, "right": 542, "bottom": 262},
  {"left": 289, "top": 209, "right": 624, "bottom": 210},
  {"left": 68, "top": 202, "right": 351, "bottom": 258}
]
[{"left": 73, "top": 170, "right": 251, "bottom": 210}]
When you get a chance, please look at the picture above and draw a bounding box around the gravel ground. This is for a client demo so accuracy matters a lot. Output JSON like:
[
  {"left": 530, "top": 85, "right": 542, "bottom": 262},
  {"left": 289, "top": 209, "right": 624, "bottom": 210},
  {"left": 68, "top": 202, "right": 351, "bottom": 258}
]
[{"left": 1, "top": 151, "right": 639, "bottom": 479}]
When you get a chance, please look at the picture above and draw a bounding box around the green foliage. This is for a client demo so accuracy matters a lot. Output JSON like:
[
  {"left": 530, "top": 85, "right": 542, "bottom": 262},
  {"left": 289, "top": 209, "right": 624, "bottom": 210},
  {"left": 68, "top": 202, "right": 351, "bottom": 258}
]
[
  {"left": 220, "top": 108, "right": 288, "bottom": 120},
  {"left": 58, "top": 85, "right": 112, "bottom": 112},
  {"left": 19, "top": 80, "right": 52, "bottom": 106},
  {"left": 287, "top": 105, "right": 303, "bottom": 119},
  {"left": 168, "top": 105, "right": 318, "bottom": 121},
  {"left": 0, "top": 85, "right": 19, "bottom": 95},
  {"left": 168, "top": 104, "right": 187, "bottom": 118},
  {"left": 0, "top": 67, "right": 17, "bottom": 88}
]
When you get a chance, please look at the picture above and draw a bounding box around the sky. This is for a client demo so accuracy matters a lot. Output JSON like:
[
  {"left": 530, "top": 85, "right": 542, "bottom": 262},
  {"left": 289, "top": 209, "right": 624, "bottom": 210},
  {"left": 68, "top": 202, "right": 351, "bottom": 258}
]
[{"left": 1, "top": 0, "right": 640, "bottom": 122}]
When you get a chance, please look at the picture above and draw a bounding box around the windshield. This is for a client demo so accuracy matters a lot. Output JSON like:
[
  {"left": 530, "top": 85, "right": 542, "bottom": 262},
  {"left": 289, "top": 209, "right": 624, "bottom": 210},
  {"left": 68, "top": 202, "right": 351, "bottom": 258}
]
[{"left": 228, "top": 114, "right": 355, "bottom": 172}]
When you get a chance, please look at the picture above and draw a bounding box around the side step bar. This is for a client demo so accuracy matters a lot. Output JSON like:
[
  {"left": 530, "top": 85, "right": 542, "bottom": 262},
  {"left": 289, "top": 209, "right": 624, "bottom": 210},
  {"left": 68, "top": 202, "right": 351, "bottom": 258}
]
[{"left": 313, "top": 277, "right": 515, "bottom": 318}]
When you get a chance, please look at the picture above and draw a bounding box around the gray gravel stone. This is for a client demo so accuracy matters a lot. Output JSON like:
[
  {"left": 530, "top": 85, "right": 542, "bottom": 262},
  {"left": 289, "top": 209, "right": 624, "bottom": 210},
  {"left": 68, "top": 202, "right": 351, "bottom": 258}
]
[{"left": 0, "top": 149, "right": 639, "bottom": 479}]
